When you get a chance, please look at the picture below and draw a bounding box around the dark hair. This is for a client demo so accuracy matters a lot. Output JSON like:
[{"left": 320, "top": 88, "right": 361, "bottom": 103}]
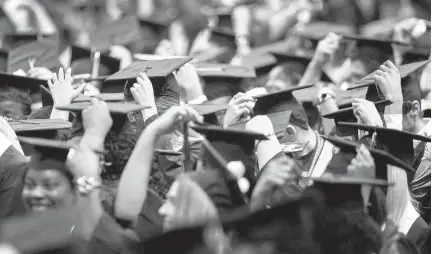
[
  {"left": 0, "top": 86, "right": 32, "bottom": 116},
  {"left": 402, "top": 100, "right": 423, "bottom": 117}
]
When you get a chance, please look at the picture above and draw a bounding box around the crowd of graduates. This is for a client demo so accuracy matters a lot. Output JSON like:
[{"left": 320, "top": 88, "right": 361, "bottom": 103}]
[{"left": 0, "top": 0, "right": 430, "bottom": 253}]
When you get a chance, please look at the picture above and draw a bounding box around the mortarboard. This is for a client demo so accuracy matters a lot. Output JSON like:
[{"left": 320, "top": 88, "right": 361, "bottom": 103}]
[
  {"left": 269, "top": 51, "right": 334, "bottom": 83},
  {"left": 90, "top": 15, "right": 141, "bottom": 52},
  {"left": 337, "top": 122, "right": 431, "bottom": 175},
  {"left": 402, "top": 48, "right": 430, "bottom": 64},
  {"left": 56, "top": 102, "right": 149, "bottom": 136},
  {"left": 228, "top": 110, "right": 292, "bottom": 139},
  {"left": 188, "top": 102, "right": 229, "bottom": 125},
  {"left": 233, "top": 52, "right": 278, "bottom": 77},
  {"left": 195, "top": 63, "right": 255, "bottom": 101},
  {"left": 102, "top": 57, "right": 192, "bottom": 93},
  {"left": 0, "top": 73, "right": 47, "bottom": 94},
  {"left": 192, "top": 125, "right": 267, "bottom": 174},
  {"left": 253, "top": 84, "right": 313, "bottom": 114},
  {"left": 190, "top": 47, "right": 230, "bottom": 64},
  {"left": 70, "top": 45, "right": 121, "bottom": 76},
  {"left": 7, "top": 36, "right": 60, "bottom": 73},
  {"left": 73, "top": 93, "right": 124, "bottom": 103},
  {"left": 343, "top": 35, "right": 409, "bottom": 68},
  {"left": 0, "top": 206, "right": 80, "bottom": 254},
  {"left": 139, "top": 18, "right": 171, "bottom": 35},
  {"left": 210, "top": 28, "right": 237, "bottom": 51},
  {"left": 1, "top": 32, "right": 39, "bottom": 50},
  {"left": 347, "top": 60, "right": 431, "bottom": 103},
  {"left": 291, "top": 22, "right": 355, "bottom": 42},
  {"left": 321, "top": 99, "right": 392, "bottom": 136},
  {"left": 9, "top": 119, "right": 71, "bottom": 133}
]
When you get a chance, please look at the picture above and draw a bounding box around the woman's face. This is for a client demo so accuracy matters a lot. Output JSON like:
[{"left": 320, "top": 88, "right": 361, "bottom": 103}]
[
  {"left": 158, "top": 181, "right": 179, "bottom": 231},
  {"left": 22, "top": 169, "right": 76, "bottom": 213}
]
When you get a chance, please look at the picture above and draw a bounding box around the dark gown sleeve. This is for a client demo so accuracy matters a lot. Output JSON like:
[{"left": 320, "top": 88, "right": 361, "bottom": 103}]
[
  {"left": 406, "top": 217, "right": 431, "bottom": 254},
  {"left": 86, "top": 212, "right": 139, "bottom": 254},
  {"left": 0, "top": 146, "right": 28, "bottom": 219}
]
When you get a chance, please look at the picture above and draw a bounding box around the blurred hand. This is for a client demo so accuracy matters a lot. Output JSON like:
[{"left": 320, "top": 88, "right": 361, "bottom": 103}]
[
  {"left": 150, "top": 106, "right": 203, "bottom": 135},
  {"left": 347, "top": 144, "right": 376, "bottom": 178},
  {"left": 176, "top": 63, "right": 205, "bottom": 102},
  {"left": 27, "top": 67, "right": 55, "bottom": 80},
  {"left": 352, "top": 98, "right": 384, "bottom": 127},
  {"left": 252, "top": 156, "right": 297, "bottom": 200},
  {"left": 131, "top": 73, "right": 157, "bottom": 121},
  {"left": 312, "top": 32, "right": 341, "bottom": 67},
  {"left": 373, "top": 61, "right": 402, "bottom": 103},
  {"left": 0, "top": 117, "right": 23, "bottom": 155},
  {"left": 67, "top": 144, "right": 100, "bottom": 178},
  {"left": 48, "top": 68, "right": 86, "bottom": 106},
  {"left": 223, "top": 92, "right": 256, "bottom": 127},
  {"left": 347, "top": 144, "right": 375, "bottom": 207},
  {"left": 245, "top": 115, "right": 275, "bottom": 137},
  {"left": 169, "top": 21, "right": 189, "bottom": 56},
  {"left": 82, "top": 99, "right": 113, "bottom": 139},
  {"left": 0, "top": 244, "right": 20, "bottom": 254}
]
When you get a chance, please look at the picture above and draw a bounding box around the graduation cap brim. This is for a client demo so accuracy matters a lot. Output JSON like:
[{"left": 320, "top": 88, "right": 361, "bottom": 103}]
[
  {"left": 154, "top": 149, "right": 182, "bottom": 156},
  {"left": 104, "top": 57, "right": 193, "bottom": 83},
  {"left": 0, "top": 206, "right": 80, "bottom": 254},
  {"left": 233, "top": 52, "right": 278, "bottom": 72},
  {"left": 56, "top": 102, "right": 149, "bottom": 114},
  {"left": 309, "top": 173, "right": 390, "bottom": 186},
  {"left": 228, "top": 110, "right": 292, "bottom": 139},
  {"left": 192, "top": 125, "right": 269, "bottom": 141},
  {"left": 194, "top": 63, "right": 256, "bottom": 78},
  {"left": 322, "top": 99, "right": 392, "bottom": 119},
  {"left": 337, "top": 122, "right": 431, "bottom": 143},
  {"left": 190, "top": 47, "right": 230, "bottom": 64},
  {"left": 73, "top": 93, "right": 125, "bottom": 103},
  {"left": 139, "top": 18, "right": 170, "bottom": 33},
  {"left": 322, "top": 135, "right": 415, "bottom": 174},
  {"left": 347, "top": 60, "right": 431, "bottom": 91},
  {"left": 17, "top": 136, "right": 105, "bottom": 154},
  {"left": 342, "top": 34, "right": 410, "bottom": 46},
  {"left": 0, "top": 73, "right": 47, "bottom": 94},
  {"left": 290, "top": 22, "right": 355, "bottom": 41},
  {"left": 188, "top": 103, "right": 228, "bottom": 116},
  {"left": 252, "top": 84, "right": 314, "bottom": 113},
  {"left": 9, "top": 119, "right": 72, "bottom": 133}
]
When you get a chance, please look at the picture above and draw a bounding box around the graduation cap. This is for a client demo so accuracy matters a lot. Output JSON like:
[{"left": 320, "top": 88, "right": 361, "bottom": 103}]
[
  {"left": 343, "top": 35, "right": 409, "bottom": 67},
  {"left": 0, "top": 73, "right": 48, "bottom": 94},
  {"left": 269, "top": 51, "right": 334, "bottom": 83},
  {"left": 402, "top": 48, "right": 430, "bottom": 64},
  {"left": 102, "top": 57, "right": 192, "bottom": 93},
  {"left": 9, "top": 119, "right": 71, "bottom": 133},
  {"left": 90, "top": 15, "right": 141, "bottom": 51},
  {"left": 321, "top": 99, "right": 392, "bottom": 136},
  {"left": 210, "top": 28, "right": 237, "bottom": 52},
  {"left": 192, "top": 125, "right": 267, "bottom": 178},
  {"left": 70, "top": 45, "right": 121, "bottom": 76},
  {"left": 0, "top": 206, "right": 80, "bottom": 254},
  {"left": 1, "top": 32, "right": 39, "bottom": 50},
  {"left": 7, "top": 36, "right": 60, "bottom": 73},
  {"left": 195, "top": 63, "right": 255, "bottom": 101},
  {"left": 233, "top": 52, "right": 278, "bottom": 77},
  {"left": 73, "top": 93, "right": 124, "bottom": 103},
  {"left": 347, "top": 60, "right": 431, "bottom": 103},
  {"left": 229, "top": 110, "right": 292, "bottom": 139},
  {"left": 190, "top": 47, "right": 230, "bottom": 64},
  {"left": 188, "top": 102, "right": 229, "bottom": 125},
  {"left": 139, "top": 18, "right": 171, "bottom": 35},
  {"left": 291, "top": 22, "right": 355, "bottom": 42},
  {"left": 337, "top": 122, "right": 431, "bottom": 175},
  {"left": 56, "top": 102, "right": 149, "bottom": 136}
]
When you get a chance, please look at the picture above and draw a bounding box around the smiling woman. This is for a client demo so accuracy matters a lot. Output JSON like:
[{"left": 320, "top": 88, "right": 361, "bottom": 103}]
[{"left": 19, "top": 137, "right": 78, "bottom": 214}]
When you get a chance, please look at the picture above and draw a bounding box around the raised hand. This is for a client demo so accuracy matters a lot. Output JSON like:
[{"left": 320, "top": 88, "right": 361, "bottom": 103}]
[
  {"left": 373, "top": 61, "right": 403, "bottom": 103},
  {"left": 81, "top": 98, "right": 113, "bottom": 140},
  {"left": 149, "top": 106, "right": 203, "bottom": 135},
  {"left": 176, "top": 63, "right": 205, "bottom": 103},
  {"left": 223, "top": 93, "right": 256, "bottom": 127},
  {"left": 131, "top": 72, "right": 157, "bottom": 121},
  {"left": 48, "top": 68, "right": 86, "bottom": 106},
  {"left": 352, "top": 98, "right": 384, "bottom": 127},
  {"left": 66, "top": 144, "right": 101, "bottom": 178},
  {"left": 312, "top": 32, "right": 341, "bottom": 67},
  {"left": 244, "top": 115, "right": 275, "bottom": 137},
  {"left": 347, "top": 144, "right": 376, "bottom": 178}
]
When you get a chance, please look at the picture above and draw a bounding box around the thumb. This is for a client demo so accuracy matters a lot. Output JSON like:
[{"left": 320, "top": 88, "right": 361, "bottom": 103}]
[{"left": 72, "top": 83, "right": 87, "bottom": 100}]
